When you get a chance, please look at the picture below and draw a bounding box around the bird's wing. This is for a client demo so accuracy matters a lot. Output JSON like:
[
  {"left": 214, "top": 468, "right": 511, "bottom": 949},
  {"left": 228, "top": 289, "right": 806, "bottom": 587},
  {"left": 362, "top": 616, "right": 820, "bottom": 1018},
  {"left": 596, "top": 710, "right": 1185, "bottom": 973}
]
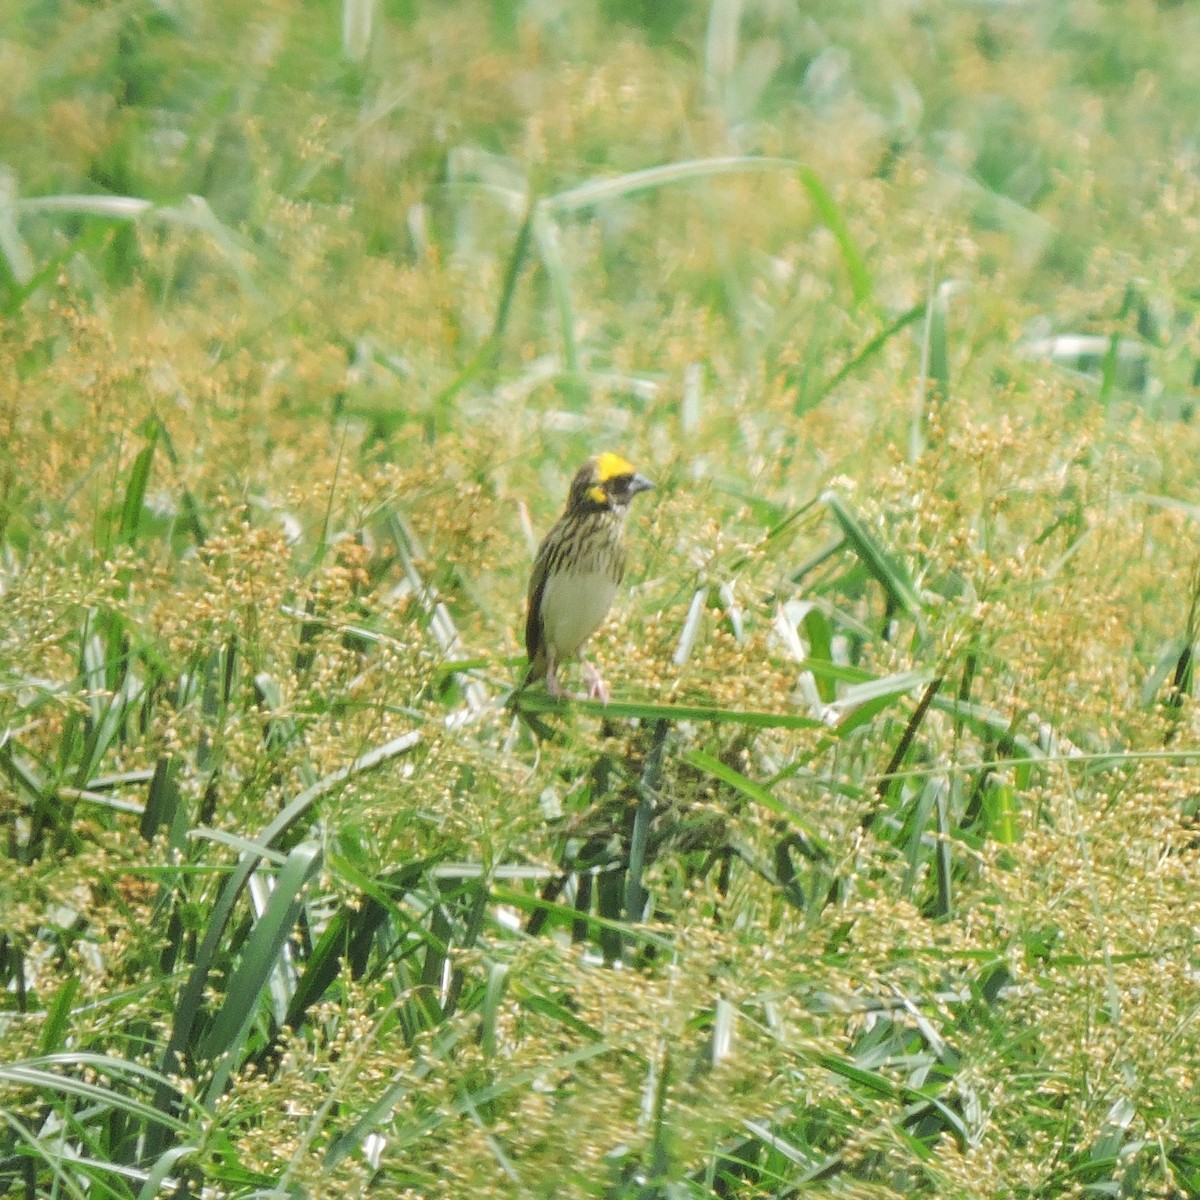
[{"left": 524, "top": 541, "right": 551, "bottom": 665}]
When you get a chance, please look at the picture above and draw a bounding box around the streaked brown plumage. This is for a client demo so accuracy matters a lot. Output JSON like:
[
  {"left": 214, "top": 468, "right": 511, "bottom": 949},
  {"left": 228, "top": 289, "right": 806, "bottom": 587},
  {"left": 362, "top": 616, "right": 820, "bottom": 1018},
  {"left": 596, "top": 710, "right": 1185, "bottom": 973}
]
[{"left": 524, "top": 452, "right": 654, "bottom": 701}]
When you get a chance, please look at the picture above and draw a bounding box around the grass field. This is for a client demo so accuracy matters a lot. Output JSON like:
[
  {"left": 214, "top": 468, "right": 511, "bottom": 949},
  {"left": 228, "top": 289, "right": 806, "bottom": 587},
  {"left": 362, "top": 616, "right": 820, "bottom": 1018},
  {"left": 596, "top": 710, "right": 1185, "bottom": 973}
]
[{"left": 4, "top": 1, "right": 1200, "bottom": 1196}]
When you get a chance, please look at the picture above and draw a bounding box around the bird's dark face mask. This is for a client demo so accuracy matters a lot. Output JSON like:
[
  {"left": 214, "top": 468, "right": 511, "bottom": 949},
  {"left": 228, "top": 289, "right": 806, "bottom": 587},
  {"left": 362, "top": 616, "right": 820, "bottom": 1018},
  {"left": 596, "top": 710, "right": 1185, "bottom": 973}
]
[{"left": 575, "top": 452, "right": 655, "bottom": 513}]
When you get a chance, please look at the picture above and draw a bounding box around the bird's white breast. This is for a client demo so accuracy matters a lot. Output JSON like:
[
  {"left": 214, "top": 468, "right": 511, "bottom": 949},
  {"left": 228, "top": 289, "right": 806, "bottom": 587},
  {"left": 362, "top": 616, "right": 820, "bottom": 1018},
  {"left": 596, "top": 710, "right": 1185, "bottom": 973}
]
[{"left": 539, "top": 570, "right": 618, "bottom": 659}]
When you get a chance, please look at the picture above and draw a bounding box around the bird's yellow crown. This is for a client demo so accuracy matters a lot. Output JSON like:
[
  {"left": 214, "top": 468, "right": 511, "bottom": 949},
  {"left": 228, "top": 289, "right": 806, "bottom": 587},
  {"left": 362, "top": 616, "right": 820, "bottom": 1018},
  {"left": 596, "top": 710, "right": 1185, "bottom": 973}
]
[
  {"left": 594, "top": 451, "right": 636, "bottom": 481},
  {"left": 587, "top": 452, "right": 636, "bottom": 505}
]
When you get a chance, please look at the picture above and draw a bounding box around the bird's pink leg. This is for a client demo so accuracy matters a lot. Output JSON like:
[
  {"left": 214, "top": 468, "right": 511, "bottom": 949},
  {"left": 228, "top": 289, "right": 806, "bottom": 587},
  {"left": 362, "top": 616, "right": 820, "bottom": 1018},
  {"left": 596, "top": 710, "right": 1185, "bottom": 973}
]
[
  {"left": 580, "top": 659, "right": 610, "bottom": 704},
  {"left": 545, "top": 651, "right": 565, "bottom": 698}
]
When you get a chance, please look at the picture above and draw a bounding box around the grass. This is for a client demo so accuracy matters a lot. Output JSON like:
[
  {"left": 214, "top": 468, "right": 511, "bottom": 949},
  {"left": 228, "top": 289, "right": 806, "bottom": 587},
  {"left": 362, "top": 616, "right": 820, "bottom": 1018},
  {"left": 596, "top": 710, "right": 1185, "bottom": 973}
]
[{"left": 4, "top": 0, "right": 1200, "bottom": 1196}]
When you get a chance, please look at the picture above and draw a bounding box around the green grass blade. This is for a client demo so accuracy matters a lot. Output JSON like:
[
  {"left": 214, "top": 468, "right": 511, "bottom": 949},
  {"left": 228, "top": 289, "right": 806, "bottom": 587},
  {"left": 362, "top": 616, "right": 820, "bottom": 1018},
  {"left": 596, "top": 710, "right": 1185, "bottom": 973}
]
[
  {"left": 0, "top": 1109, "right": 91, "bottom": 1200},
  {"left": 531, "top": 206, "right": 579, "bottom": 376},
  {"left": 152, "top": 731, "right": 421, "bottom": 1147},
  {"left": 932, "top": 777, "right": 954, "bottom": 918},
  {"left": 480, "top": 962, "right": 508, "bottom": 1060},
  {"left": 1, "top": 1056, "right": 191, "bottom": 1132},
  {"left": 199, "top": 842, "right": 322, "bottom": 1060},
  {"left": 683, "top": 749, "right": 828, "bottom": 848},
  {"left": 824, "top": 491, "right": 923, "bottom": 619},
  {"left": 136, "top": 1146, "right": 198, "bottom": 1200},
  {"left": 543, "top": 156, "right": 870, "bottom": 307},
  {"left": 285, "top": 861, "right": 427, "bottom": 1026},
  {"left": 118, "top": 431, "right": 158, "bottom": 545},
  {"left": 0, "top": 220, "right": 112, "bottom": 315},
  {"left": 625, "top": 719, "right": 668, "bottom": 924},
  {"left": 927, "top": 286, "right": 949, "bottom": 405},
  {"left": 797, "top": 166, "right": 872, "bottom": 306},
  {"left": 323, "top": 1027, "right": 470, "bottom": 1168},
  {"left": 930, "top": 695, "right": 1042, "bottom": 762},
  {"left": 818, "top": 1052, "right": 970, "bottom": 1148},
  {"left": 198, "top": 841, "right": 323, "bottom": 1083},
  {"left": 982, "top": 780, "right": 1020, "bottom": 844},
  {"left": 139, "top": 755, "right": 181, "bottom": 843},
  {"left": 830, "top": 668, "right": 938, "bottom": 735},
  {"left": 76, "top": 671, "right": 146, "bottom": 788},
  {"left": 0, "top": 735, "right": 46, "bottom": 801},
  {"left": 544, "top": 155, "right": 798, "bottom": 214},
  {"left": 868, "top": 675, "right": 944, "bottom": 828},
  {"left": 490, "top": 887, "right": 674, "bottom": 950},
  {"left": 490, "top": 195, "right": 536, "bottom": 345},
  {"left": 38, "top": 976, "right": 81, "bottom": 1055},
  {"left": 808, "top": 303, "right": 924, "bottom": 411},
  {"left": 514, "top": 692, "right": 823, "bottom": 730},
  {"left": 433, "top": 194, "right": 536, "bottom": 408},
  {"left": 901, "top": 777, "right": 941, "bottom": 896}
]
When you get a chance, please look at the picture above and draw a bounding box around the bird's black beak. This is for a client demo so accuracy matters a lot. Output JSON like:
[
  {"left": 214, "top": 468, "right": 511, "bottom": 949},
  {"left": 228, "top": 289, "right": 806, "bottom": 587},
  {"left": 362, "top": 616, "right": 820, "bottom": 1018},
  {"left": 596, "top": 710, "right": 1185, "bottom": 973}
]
[{"left": 629, "top": 473, "right": 655, "bottom": 495}]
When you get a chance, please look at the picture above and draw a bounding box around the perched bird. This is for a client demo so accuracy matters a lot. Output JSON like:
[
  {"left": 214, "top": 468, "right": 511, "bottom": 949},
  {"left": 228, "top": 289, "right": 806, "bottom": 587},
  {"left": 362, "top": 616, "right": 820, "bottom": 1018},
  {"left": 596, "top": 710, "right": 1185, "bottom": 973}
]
[{"left": 523, "top": 452, "right": 655, "bottom": 701}]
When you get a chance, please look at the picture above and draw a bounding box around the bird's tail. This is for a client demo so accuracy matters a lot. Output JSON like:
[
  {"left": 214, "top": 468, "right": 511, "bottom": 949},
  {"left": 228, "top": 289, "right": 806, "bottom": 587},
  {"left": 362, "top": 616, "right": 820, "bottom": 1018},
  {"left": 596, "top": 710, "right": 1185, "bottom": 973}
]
[
  {"left": 519, "top": 651, "right": 544, "bottom": 693},
  {"left": 509, "top": 656, "right": 557, "bottom": 738},
  {"left": 507, "top": 654, "right": 539, "bottom": 710}
]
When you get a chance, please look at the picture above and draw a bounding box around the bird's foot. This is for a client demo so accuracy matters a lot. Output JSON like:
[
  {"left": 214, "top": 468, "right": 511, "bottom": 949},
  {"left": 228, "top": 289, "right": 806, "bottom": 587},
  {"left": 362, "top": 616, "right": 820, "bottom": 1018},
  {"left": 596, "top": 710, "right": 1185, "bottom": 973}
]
[
  {"left": 545, "top": 666, "right": 566, "bottom": 699},
  {"left": 581, "top": 660, "right": 610, "bottom": 704}
]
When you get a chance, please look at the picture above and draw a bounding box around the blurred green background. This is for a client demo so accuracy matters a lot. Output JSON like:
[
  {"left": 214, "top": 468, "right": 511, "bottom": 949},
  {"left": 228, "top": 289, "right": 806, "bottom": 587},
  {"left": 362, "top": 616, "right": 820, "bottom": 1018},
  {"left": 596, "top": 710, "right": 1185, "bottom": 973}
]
[{"left": 4, "top": 1, "right": 1200, "bottom": 1196}]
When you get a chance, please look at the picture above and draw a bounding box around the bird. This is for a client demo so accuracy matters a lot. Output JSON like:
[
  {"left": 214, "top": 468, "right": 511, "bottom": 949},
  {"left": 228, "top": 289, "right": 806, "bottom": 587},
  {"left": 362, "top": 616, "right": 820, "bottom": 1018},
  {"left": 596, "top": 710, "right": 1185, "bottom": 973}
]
[{"left": 523, "top": 452, "right": 655, "bottom": 702}]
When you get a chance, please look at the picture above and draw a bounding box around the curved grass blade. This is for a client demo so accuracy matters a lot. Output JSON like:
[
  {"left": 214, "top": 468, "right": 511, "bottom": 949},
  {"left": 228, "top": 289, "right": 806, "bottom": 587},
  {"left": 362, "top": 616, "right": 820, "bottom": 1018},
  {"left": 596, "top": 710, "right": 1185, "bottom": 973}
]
[
  {"left": 817, "top": 1052, "right": 970, "bottom": 1149},
  {"left": 0, "top": 1110, "right": 91, "bottom": 1200},
  {"left": 797, "top": 166, "right": 872, "bottom": 306},
  {"left": 285, "top": 860, "right": 428, "bottom": 1027},
  {"left": 491, "top": 886, "right": 673, "bottom": 950},
  {"left": 824, "top": 492, "right": 923, "bottom": 620},
  {"left": 683, "top": 749, "right": 828, "bottom": 849},
  {"left": 199, "top": 841, "right": 323, "bottom": 1093},
  {"left": 929, "top": 695, "right": 1042, "bottom": 764},
  {"left": 809, "top": 303, "right": 924, "bottom": 410},
  {"left": 544, "top": 155, "right": 799, "bottom": 214},
  {"left": 150, "top": 730, "right": 421, "bottom": 1150},
  {"left": 544, "top": 156, "right": 870, "bottom": 307},
  {"left": 830, "top": 668, "right": 938, "bottom": 736},
  {"left": 0, "top": 1056, "right": 191, "bottom": 1134},
  {"left": 14, "top": 193, "right": 257, "bottom": 291},
  {"left": 118, "top": 429, "right": 158, "bottom": 546},
  {"left": 135, "top": 1146, "right": 198, "bottom": 1200},
  {"left": 673, "top": 587, "right": 709, "bottom": 665}
]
